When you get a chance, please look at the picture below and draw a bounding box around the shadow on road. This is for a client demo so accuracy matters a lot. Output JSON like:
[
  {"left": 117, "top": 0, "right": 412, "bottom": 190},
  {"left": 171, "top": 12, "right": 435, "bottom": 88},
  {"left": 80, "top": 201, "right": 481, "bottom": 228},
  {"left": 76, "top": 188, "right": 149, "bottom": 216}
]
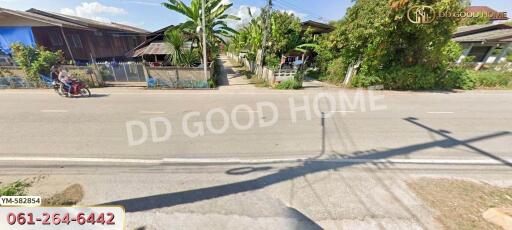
[{"left": 104, "top": 118, "right": 510, "bottom": 213}]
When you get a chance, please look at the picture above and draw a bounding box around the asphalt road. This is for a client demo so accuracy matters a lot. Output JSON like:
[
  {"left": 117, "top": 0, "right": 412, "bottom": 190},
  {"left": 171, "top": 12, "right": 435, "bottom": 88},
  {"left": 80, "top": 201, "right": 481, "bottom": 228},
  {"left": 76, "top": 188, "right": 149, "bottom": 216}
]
[
  {"left": 0, "top": 88, "right": 510, "bottom": 162},
  {"left": 1, "top": 88, "right": 512, "bottom": 229}
]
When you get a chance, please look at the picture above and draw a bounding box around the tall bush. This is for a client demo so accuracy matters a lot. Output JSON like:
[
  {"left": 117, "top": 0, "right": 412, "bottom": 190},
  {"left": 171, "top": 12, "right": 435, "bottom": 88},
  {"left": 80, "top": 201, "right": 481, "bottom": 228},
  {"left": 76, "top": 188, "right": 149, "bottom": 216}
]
[
  {"left": 10, "top": 43, "right": 62, "bottom": 84},
  {"left": 322, "top": 0, "right": 467, "bottom": 89}
]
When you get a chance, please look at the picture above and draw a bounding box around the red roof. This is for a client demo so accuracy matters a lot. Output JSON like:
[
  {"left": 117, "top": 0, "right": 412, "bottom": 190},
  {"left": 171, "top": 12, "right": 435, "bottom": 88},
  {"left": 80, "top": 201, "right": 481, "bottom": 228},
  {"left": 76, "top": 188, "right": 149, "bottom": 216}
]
[{"left": 466, "top": 6, "right": 509, "bottom": 20}]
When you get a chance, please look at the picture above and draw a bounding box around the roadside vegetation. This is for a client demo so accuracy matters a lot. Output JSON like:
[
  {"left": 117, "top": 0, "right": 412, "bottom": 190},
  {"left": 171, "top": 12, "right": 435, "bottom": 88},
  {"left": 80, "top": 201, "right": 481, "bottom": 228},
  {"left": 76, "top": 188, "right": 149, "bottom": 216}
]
[
  {"left": 468, "top": 70, "right": 512, "bottom": 89},
  {"left": 162, "top": 0, "right": 239, "bottom": 88},
  {"left": 227, "top": 8, "right": 313, "bottom": 89},
  {"left": 227, "top": 0, "right": 512, "bottom": 91},
  {"left": 0, "top": 180, "right": 32, "bottom": 196},
  {"left": 275, "top": 70, "right": 304, "bottom": 90},
  {"left": 408, "top": 178, "right": 512, "bottom": 230},
  {"left": 10, "top": 43, "right": 62, "bottom": 86}
]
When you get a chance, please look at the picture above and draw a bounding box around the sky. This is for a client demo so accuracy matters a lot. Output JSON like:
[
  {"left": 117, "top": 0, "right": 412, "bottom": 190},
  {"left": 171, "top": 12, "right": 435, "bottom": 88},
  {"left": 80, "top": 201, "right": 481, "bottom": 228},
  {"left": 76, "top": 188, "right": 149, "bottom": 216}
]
[{"left": 0, "top": 0, "right": 511, "bottom": 32}]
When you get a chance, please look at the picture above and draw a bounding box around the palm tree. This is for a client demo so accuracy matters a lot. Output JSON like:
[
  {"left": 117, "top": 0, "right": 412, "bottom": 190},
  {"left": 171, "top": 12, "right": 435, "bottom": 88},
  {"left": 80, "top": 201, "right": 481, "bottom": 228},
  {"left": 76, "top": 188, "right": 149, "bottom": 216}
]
[
  {"left": 165, "top": 29, "right": 199, "bottom": 67},
  {"left": 164, "top": 29, "right": 185, "bottom": 66},
  {"left": 162, "top": 0, "right": 239, "bottom": 57}
]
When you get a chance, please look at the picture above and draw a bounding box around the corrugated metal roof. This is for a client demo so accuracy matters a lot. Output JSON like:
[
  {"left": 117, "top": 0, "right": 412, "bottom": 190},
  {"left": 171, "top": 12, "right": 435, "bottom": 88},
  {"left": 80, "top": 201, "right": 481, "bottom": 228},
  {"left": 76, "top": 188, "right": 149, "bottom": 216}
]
[
  {"left": 26, "top": 8, "right": 149, "bottom": 34},
  {"left": 454, "top": 23, "right": 512, "bottom": 37},
  {"left": 452, "top": 28, "right": 512, "bottom": 42},
  {"left": 0, "top": 7, "right": 91, "bottom": 30},
  {"left": 133, "top": 42, "right": 171, "bottom": 57}
]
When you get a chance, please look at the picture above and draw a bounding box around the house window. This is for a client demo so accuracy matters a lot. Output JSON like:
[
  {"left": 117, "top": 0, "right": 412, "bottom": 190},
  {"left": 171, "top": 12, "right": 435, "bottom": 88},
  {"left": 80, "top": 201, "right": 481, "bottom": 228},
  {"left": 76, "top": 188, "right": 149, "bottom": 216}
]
[
  {"left": 49, "top": 33, "right": 63, "bottom": 46},
  {"left": 68, "top": 34, "right": 83, "bottom": 48},
  {"left": 468, "top": 46, "right": 492, "bottom": 62}
]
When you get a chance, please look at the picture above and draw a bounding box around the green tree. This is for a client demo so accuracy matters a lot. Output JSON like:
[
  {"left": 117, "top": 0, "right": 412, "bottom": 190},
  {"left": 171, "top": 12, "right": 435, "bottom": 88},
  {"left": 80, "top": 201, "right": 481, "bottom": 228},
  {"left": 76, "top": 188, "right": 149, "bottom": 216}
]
[
  {"left": 162, "top": 0, "right": 239, "bottom": 59},
  {"left": 10, "top": 43, "right": 62, "bottom": 84},
  {"left": 164, "top": 29, "right": 186, "bottom": 66},
  {"left": 321, "top": 0, "right": 467, "bottom": 89},
  {"left": 268, "top": 11, "right": 302, "bottom": 57},
  {"left": 228, "top": 9, "right": 304, "bottom": 65}
]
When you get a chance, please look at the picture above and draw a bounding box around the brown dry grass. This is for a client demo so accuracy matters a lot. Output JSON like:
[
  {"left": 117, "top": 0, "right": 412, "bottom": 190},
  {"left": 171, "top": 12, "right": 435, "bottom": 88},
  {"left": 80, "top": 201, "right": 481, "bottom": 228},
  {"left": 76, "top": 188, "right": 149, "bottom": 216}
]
[
  {"left": 407, "top": 178, "right": 512, "bottom": 230},
  {"left": 43, "top": 184, "right": 84, "bottom": 206}
]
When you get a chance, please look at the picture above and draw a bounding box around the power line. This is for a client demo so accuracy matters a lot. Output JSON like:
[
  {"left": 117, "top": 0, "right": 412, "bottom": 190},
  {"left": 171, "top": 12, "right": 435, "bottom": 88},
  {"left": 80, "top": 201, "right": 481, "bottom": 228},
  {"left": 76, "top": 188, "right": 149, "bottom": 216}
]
[{"left": 272, "top": 0, "right": 331, "bottom": 21}]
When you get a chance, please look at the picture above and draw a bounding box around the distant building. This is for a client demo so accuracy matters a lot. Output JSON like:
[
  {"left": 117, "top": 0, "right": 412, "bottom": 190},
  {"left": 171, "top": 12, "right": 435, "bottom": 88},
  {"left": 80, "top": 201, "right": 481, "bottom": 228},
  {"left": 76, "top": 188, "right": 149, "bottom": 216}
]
[
  {"left": 301, "top": 20, "right": 334, "bottom": 37},
  {"left": 0, "top": 7, "right": 149, "bottom": 64},
  {"left": 131, "top": 25, "right": 196, "bottom": 64},
  {"left": 453, "top": 23, "right": 512, "bottom": 65}
]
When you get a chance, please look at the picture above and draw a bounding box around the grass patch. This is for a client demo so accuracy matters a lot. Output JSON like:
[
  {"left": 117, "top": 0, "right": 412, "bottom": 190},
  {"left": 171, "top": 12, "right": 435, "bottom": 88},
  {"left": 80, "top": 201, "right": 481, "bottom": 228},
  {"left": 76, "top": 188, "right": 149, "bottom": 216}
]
[
  {"left": 407, "top": 178, "right": 512, "bottom": 230},
  {"left": 275, "top": 79, "right": 303, "bottom": 90},
  {"left": 0, "top": 181, "right": 32, "bottom": 196},
  {"left": 468, "top": 70, "right": 512, "bottom": 89}
]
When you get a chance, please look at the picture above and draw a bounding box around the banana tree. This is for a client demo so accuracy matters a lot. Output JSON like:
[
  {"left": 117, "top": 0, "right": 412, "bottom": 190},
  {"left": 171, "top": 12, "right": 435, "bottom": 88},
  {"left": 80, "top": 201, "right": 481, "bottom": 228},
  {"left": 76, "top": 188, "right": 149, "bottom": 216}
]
[{"left": 162, "top": 0, "right": 239, "bottom": 59}]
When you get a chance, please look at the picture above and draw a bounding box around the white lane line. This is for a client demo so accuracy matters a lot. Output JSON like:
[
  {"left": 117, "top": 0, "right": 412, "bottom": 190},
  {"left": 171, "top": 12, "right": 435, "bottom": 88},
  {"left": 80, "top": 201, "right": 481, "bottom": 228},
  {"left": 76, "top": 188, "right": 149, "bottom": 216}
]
[
  {"left": 0, "top": 157, "right": 510, "bottom": 165},
  {"left": 330, "top": 111, "right": 356, "bottom": 113},
  {"left": 427, "top": 111, "right": 454, "bottom": 114},
  {"left": 0, "top": 157, "right": 162, "bottom": 164},
  {"left": 139, "top": 111, "right": 166, "bottom": 114},
  {"left": 40, "top": 110, "right": 68, "bottom": 113}
]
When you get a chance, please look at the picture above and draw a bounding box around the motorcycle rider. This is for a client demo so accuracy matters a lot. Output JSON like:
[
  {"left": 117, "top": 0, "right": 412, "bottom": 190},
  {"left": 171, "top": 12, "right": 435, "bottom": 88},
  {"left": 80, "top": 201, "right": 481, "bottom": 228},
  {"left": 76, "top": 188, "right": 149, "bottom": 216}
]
[{"left": 58, "top": 66, "right": 73, "bottom": 96}]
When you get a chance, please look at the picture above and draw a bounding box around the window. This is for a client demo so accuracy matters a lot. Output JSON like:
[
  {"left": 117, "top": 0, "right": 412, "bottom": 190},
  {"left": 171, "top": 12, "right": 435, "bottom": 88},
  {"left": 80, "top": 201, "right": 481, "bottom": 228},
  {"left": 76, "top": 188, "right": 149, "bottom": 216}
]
[
  {"left": 67, "top": 34, "right": 83, "bottom": 48},
  {"left": 49, "top": 33, "right": 63, "bottom": 46}
]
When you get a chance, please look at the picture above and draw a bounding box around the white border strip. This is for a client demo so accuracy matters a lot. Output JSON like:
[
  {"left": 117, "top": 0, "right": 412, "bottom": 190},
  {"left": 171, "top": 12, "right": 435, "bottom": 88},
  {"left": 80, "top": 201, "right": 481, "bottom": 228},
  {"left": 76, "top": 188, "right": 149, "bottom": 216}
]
[{"left": 0, "top": 157, "right": 510, "bottom": 165}]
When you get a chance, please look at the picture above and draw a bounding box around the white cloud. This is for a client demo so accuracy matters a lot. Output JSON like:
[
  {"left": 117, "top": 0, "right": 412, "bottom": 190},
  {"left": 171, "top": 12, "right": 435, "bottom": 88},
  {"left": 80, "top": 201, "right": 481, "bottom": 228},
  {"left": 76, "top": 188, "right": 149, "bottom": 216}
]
[
  {"left": 60, "top": 2, "right": 126, "bottom": 22},
  {"left": 279, "top": 9, "right": 307, "bottom": 20},
  {"left": 229, "top": 5, "right": 261, "bottom": 28},
  {"left": 226, "top": 5, "right": 308, "bottom": 29}
]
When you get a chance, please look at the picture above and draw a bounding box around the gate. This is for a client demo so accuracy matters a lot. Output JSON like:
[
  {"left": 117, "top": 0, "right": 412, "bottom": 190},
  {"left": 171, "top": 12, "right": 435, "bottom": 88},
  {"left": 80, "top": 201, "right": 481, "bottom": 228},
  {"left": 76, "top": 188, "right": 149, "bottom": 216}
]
[{"left": 97, "top": 63, "right": 146, "bottom": 82}]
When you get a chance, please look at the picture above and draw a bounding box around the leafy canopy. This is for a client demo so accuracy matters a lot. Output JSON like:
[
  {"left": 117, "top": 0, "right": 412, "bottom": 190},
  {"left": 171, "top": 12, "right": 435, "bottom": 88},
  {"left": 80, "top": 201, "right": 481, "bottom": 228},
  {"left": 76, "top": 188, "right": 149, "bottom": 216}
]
[
  {"left": 318, "top": 0, "right": 467, "bottom": 89},
  {"left": 162, "top": 0, "right": 240, "bottom": 59}
]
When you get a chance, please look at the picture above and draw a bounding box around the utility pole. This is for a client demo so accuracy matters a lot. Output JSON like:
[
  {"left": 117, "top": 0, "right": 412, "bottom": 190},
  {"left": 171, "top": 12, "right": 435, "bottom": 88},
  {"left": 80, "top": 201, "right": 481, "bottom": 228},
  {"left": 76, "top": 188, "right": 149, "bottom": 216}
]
[
  {"left": 259, "top": 0, "right": 272, "bottom": 70},
  {"left": 201, "top": 0, "right": 209, "bottom": 87}
]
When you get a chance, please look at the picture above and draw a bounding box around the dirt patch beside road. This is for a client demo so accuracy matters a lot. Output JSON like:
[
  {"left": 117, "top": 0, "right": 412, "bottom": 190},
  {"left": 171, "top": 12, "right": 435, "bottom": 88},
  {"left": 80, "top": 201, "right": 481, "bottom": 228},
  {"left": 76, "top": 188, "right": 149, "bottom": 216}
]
[{"left": 407, "top": 178, "right": 512, "bottom": 230}]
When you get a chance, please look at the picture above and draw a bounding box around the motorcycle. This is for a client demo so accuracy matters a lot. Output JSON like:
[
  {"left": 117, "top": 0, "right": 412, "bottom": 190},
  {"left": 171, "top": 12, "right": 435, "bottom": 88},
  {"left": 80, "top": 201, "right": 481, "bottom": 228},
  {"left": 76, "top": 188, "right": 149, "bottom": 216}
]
[{"left": 53, "top": 78, "right": 91, "bottom": 98}]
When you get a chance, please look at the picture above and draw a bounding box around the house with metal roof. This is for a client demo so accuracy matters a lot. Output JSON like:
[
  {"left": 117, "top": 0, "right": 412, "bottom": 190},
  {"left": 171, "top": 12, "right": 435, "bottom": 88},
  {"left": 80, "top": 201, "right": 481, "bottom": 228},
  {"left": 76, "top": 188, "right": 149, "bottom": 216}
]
[
  {"left": 0, "top": 7, "right": 149, "bottom": 64},
  {"left": 453, "top": 23, "right": 512, "bottom": 66}
]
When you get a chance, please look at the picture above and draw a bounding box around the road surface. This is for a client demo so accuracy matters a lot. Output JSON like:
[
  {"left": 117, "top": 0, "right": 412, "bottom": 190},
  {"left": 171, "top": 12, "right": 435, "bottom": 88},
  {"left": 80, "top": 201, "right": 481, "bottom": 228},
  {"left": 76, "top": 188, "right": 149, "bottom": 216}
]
[{"left": 0, "top": 86, "right": 511, "bottom": 229}]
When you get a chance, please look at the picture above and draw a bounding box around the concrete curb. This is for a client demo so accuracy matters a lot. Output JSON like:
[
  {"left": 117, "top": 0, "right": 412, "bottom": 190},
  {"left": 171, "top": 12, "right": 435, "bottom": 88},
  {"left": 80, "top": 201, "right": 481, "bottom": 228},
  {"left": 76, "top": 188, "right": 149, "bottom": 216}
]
[{"left": 0, "top": 157, "right": 512, "bottom": 166}]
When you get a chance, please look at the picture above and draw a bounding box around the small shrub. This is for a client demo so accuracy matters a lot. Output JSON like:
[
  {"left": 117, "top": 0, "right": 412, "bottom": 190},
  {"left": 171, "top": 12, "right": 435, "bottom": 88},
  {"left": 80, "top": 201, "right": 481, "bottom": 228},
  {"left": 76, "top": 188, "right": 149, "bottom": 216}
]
[
  {"left": 352, "top": 66, "right": 475, "bottom": 90},
  {"left": 507, "top": 53, "right": 512, "bottom": 62},
  {"left": 0, "top": 181, "right": 31, "bottom": 196},
  {"left": 275, "top": 79, "right": 302, "bottom": 90},
  {"left": 469, "top": 70, "right": 512, "bottom": 88},
  {"left": 441, "top": 68, "right": 475, "bottom": 90}
]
